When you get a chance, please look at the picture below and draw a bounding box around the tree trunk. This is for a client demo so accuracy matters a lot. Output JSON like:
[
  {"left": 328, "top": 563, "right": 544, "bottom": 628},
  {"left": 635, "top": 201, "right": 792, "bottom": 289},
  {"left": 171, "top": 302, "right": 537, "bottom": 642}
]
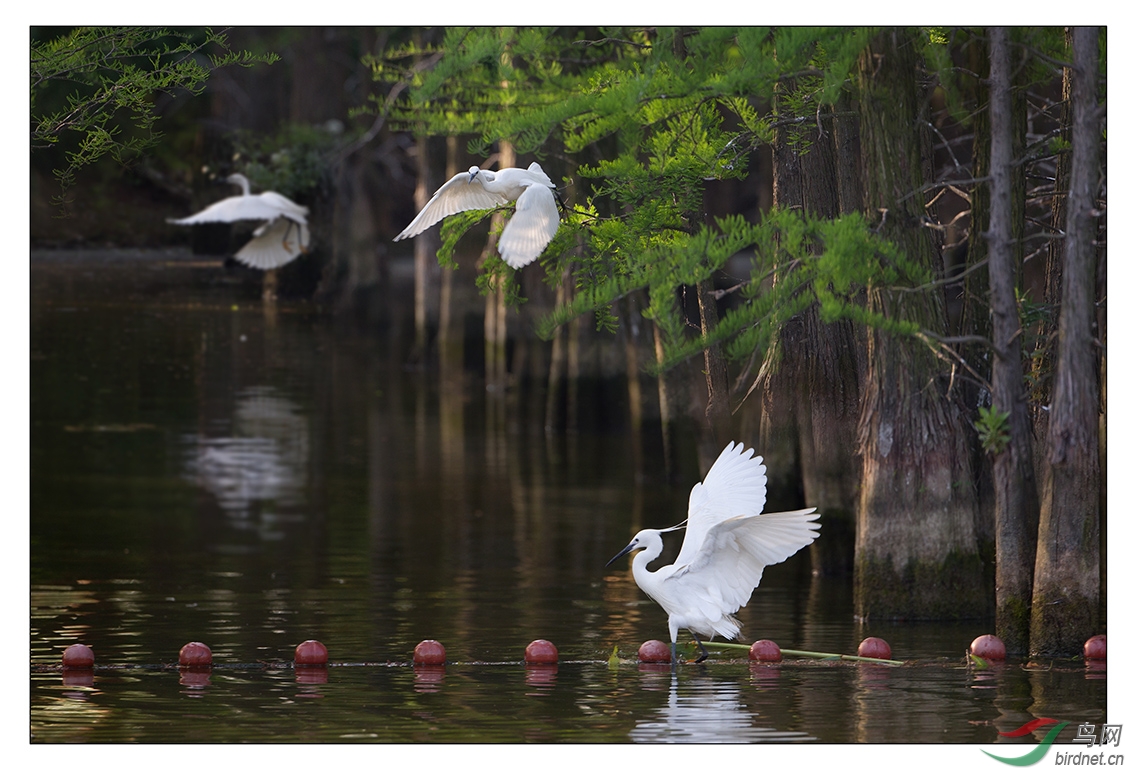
[
  {"left": 853, "top": 29, "right": 985, "bottom": 620},
  {"left": 566, "top": 307, "right": 581, "bottom": 433},
  {"left": 483, "top": 141, "right": 514, "bottom": 392},
  {"left": 696, "top": 280, "right": 730, "bottom": 450},
  {"left": 438, "top": 136, "right": 460, "bottom": 359},
  {"left": 545, "top": 270, "right": 568, "bottom": 432},
  {"left": 653, "top": 322, "right": 675, "bottom": 480},
  {"left": 1031, "top": 26, "right": 1102, "bottom": 656},
  {"left": 763, "top": 66, "right": 860, "bottom": 575},
  {"left": 1031, "top": 29, "right": 1075, "bottom": 458},
  {"left": 262, "top": 268, "right": 278, "bottom": 303},
  {"left": 412, "top": 134, "right": 435, "bottom": 363},
  {"left": 622, "top": 294, "right": 645, "bottom": 477},
  {"left": 831, "top": 91, "right": 863, "bottom": 216},
  {"left": 987, "top": 27, "right": 1040, "bottom": 654},
  {"left": 754, "top": 76, "right": 805, "bottom": 496}
]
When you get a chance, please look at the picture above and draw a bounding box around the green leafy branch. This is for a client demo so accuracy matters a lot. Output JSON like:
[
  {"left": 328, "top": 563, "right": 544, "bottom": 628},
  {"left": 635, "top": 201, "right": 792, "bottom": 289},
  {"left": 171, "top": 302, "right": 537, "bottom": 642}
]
[{"left": 31, "top": 26, "right": 278, "bottom": 207}]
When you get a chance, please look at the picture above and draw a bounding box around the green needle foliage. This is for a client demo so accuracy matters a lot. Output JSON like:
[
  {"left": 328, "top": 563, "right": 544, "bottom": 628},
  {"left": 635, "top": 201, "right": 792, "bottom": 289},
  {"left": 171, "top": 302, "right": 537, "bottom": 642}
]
[
  {"left": 365, "top": 27, "right": 1001, "bottom": 370},
  {"left": 31, "top": 26, "right": 277, "bottom": 207}
]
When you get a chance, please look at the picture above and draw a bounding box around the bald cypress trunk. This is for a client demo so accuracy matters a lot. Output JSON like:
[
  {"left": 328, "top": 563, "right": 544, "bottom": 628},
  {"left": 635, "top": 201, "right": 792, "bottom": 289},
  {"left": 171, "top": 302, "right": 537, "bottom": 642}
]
[
  {"left": 853, "top": 29, "right": 984, "bottom": 619},
  {"left": 1031, "top": 28, "right": 1075, "bottom": 465},
  {"left": 764, "top": 71, "right": 860, "bottom": 576},
  {"left": 1030, "top": 26, "right": 1102, "bottom": 656},
  {"left": 987, "top": 27, "right": 1039, "bottom": 654}
]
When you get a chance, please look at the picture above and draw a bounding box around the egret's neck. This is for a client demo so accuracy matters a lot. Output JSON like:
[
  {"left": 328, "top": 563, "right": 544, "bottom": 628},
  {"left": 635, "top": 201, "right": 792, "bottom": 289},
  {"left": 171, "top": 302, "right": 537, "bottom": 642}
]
[
  {"left": 230, "top": 174, "right": 251, "bottom": 196},
  {"left": 631, "top": 535, "right": 665, "bottom": 579},
  {"left": 480, "top": 177, "right": 507, "bottom": 195}
]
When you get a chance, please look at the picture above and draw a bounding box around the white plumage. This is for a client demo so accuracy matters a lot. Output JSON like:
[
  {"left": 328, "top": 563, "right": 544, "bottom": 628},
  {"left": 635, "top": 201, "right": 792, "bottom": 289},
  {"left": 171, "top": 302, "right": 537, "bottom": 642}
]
[
  {"left": 608, "top": 441, "right": 820, "bottom": 664},
  {"left": 393, "top": 162, "right": 559, "bottom": 269},
  {"left": 168, "top": 173, "right": 310, "bottom": 270}
]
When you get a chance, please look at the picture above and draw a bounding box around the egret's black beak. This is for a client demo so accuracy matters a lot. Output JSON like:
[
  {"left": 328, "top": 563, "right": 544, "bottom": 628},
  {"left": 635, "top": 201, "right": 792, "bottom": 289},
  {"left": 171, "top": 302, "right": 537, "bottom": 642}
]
[{"left": 606, "top": 541, "right": 636, "bottom": 568}]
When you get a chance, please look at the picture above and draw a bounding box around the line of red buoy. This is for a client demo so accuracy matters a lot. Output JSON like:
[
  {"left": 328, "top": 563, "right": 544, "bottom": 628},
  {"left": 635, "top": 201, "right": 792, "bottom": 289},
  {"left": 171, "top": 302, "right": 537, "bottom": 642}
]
[
  {"left": 52, "top": 632, "right": 1106, "bottom": 672},
  {"left": 55, "top": 638, "right": 563, "bottom": 672},
  {"left": 966, "top": 633, "right": 1107, "bottom": 663}
]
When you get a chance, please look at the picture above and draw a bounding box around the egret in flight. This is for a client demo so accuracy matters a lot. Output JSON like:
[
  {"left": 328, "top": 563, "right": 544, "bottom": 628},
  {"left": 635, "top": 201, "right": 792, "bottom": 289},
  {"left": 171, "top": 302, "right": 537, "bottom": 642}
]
[
  {"left": 394, "top": 162, "right": 559, "bottom": 269},
  {"left": 607, "top": 441, "right": 820, "bottom": 665},
  {"left": 168, "top": 173, "right": 310, "bottom": 270}
]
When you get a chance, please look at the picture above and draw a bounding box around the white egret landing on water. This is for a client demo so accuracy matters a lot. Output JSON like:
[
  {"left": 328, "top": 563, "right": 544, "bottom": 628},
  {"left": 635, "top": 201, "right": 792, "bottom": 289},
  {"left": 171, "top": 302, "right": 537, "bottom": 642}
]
[
  {"left": 607, "top": 441, "right": 821, "bottom": 665},
  {"left": 393, "top": 162, "right": 559, "bottom": 269},
  {"left": 168, "top": 173, "right": 310, "bottom": 270}
]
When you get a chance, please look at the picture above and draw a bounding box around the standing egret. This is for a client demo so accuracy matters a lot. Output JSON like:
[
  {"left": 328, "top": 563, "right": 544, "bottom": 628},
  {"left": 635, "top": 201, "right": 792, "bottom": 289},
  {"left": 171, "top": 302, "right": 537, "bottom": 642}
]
[
  {"left": 607, "top": 441, "right": 821, "bottom": 665},
  {"left": 393, "top": 162, "right": 559, "bottom": 269},
  {"left": 168, "top": 173, "right": 311, "bottom": 270}
]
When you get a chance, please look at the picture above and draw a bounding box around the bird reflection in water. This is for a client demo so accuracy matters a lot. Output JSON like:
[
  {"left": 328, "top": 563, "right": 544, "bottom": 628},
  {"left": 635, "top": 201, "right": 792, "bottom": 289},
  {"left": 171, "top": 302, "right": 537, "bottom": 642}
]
[
  {"left": 630, "top": 675, "right": 815, "bottom": 743},
  {"left": 183, "top": 386, "right": 309, "bottom": 538}
]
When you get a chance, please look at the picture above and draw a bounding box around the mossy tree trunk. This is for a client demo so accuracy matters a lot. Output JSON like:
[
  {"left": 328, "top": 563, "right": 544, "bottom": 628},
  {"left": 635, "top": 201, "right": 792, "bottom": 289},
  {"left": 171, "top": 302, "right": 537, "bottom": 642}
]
[
  {"left": 853, "top": 29, "right": 985, "bottom": 619},
  {"left": 1030, "top": 26, "right": 1102, "bottom": 656},
  {"left": 986, "top": 27, "right": 1040, "bottom": 654}
]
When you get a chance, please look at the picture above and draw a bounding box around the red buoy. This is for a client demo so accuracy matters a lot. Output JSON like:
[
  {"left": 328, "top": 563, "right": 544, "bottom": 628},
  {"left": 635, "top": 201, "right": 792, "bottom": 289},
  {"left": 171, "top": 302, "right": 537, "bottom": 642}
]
[
  {"left": 62, "top": 643, "right": 94, "bottom": 669},
  {"left": 524, "top": 639, "right": 558, "bottom": 664},
  {"left": 1084, "top": 634, "right": 1106, "bottom": 660},
  {"left": 295, "top": 639, "right": 328, "bottom": 666},
  {"left": 749, "top": 639, "right": 782, "bottom": 662},
  {"left": 638, "top": 640, "right": 671, "bottom": 663},
  {"left": 970, "top": 634, "right": 1006, "bottom": 661},
  {"left": 413, "top": 639, "right": 446, "bottom": 665},
  {"left": 179, "top": 641, "right": 213, "bottom": 666},
  {"left": 858, "top": 637, "right": 892, "bottom": 660}
]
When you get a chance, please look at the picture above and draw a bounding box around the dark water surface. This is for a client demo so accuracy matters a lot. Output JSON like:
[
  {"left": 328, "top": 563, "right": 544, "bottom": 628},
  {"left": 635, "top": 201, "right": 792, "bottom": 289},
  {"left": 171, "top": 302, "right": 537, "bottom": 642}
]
[{"left": 30, "top": 254, "right": 1107, "bottom": 747}]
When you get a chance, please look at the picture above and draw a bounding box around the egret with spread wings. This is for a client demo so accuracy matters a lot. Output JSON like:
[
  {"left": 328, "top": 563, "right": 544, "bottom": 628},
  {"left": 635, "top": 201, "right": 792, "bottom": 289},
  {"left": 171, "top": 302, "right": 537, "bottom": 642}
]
[
  {"left": 393, "top": 162, "right": 558, "bottom": 269},
  {"left": 168, "top": 173, "right": 310, "bottom": 270},
  {"left": 607, "top": 441, "right": 820, "bottom": 665}
]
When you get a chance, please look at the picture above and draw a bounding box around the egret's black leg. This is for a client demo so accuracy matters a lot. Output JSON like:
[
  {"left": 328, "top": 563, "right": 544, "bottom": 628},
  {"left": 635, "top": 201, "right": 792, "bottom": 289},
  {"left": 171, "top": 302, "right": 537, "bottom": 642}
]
[{"left": 686, "top": 627, "right": 704, "bottom": 659}]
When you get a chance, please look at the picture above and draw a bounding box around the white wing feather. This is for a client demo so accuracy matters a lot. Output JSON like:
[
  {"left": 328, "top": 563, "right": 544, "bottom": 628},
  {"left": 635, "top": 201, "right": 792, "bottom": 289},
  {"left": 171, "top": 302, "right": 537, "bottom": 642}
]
[
  {"left": 168, "top": 195, "right": 295, "bottom": 226},
  {"left": 393, "top": 171, "right": 509, "bottom": 240},
  {"left": 675, "top": 442, "right": 768, "bottom": 568},
  {"left": 497, "top": 184, "right": 559, "bottom": 269},
  {"left": 663, "top": 509, "right": 820, "bottom": 639},
  {"left": 232, "top": 219, "right": 310, "bottom": 270},
  {"left": 258, "top": 191, "right": 309, "bottom": 224}
]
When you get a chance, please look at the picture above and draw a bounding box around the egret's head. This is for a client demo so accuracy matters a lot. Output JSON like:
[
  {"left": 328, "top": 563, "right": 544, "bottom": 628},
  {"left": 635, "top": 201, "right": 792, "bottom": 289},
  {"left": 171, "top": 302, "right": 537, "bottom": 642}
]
[
  {"left": 613, "top": 522, "right": 681, "bottom": 565},
  {"left": 606, "top": 523, "right": 683, "bottom": 567},
  {"left": 467, "top": 165, "right": 481, "bottom": 182},
  {"left": 606, "top": 534, "right": 646, "bottom": 567}
]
